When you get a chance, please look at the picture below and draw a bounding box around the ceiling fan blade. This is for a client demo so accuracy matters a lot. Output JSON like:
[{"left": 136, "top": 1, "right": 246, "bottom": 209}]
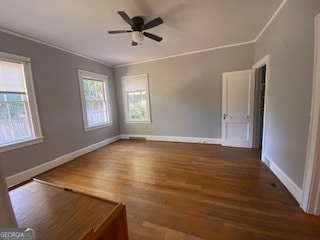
[
  {"left": 108, "top": 30, "right": 132, "bottom": 34},
  {"left": 117, "top": 11, "right": 133, "bottom": 26},
  {"left": 142, "top": 17, "right": 163, "bottom": 30},
  {"left": 143, "top": 32, "right": 163, "bottom": 42},
  {"left": 132, "top": 41, "right": 138, "bottom": 46}
]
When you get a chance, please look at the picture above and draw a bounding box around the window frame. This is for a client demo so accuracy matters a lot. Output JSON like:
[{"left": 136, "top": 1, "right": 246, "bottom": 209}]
[
  {"left": 0, "top": 52, "right": 43, "bottom": 153},
  {"left": 78, "top": 69, "right": 112, "bottom": 131},
  {"left": 121, "top": 74, "right": 151, "bottom": 123}
]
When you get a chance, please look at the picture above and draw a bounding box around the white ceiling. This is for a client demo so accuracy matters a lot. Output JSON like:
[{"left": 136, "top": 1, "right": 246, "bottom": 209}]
[{"left": 0, "top": 0, "right": 284, "bottom": 66}]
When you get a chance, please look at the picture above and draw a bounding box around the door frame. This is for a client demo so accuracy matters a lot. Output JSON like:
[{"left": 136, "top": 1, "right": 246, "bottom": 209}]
[
  {"left": 252, "top": 54, "right": 271, "bottom": 160},
  {"left": 301, "top": 13, "right": 320, "bottom": 215}
]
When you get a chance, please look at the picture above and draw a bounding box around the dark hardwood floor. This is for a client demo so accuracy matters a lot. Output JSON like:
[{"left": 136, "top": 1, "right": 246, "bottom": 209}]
[{"left": 35, "top": 140, "right": 320, "bottom": 240}]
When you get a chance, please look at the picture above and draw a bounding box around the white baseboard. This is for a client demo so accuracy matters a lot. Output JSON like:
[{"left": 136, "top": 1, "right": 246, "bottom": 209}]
[
  {"left": 262, "top": 155, "right": 302, "bottom": 203},
  {"left": 6, "top": 135, "right": 120, "bottom": 187},
  {"left": 120, "top": 134, "right": 221, "bottom": 145}
]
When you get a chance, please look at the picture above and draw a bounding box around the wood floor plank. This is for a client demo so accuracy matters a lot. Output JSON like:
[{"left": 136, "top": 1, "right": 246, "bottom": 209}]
[{"left": 35, "top": 140, "right": 320, "bottom": 240}]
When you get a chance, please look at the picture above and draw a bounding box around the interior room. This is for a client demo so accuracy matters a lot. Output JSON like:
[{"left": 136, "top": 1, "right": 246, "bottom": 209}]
[{"left": 1, "top": 0, "right": 320, "bottom": 239}]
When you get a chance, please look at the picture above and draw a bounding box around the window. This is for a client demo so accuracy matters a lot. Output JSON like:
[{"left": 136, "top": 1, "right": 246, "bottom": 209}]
[
  {"left": 78, "top": 70, "right": 112, "bottom": 130},
  {"left": 0, "top": 52, "right": 43, "bottom": 152},
  {"left": 122, "top": 74, "right": 151, "bottom": 123}
]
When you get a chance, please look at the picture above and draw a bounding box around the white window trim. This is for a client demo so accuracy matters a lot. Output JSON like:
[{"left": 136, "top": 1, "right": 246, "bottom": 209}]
[
  {"left": 78, "top": 69, "right": 112, "bottom": 131},
  {"left": 121, "top": 74, "right": 151, "bottom": 124},
  {"left": 0, "top": 52, "right": 43, "bottom": 153}
]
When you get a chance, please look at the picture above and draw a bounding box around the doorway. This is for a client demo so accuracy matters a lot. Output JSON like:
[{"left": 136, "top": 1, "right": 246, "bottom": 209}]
[
  {"left": 253, "top": 65, "right": 266, "bottom": 149},
  {"left": 252, "top": 54, "right": 270, "bottom": 160}
]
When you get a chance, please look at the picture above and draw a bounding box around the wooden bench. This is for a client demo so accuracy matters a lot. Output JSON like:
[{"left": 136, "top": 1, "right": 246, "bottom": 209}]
[{"left": 9, "top": 181, "right": 129, "bottom": 240}]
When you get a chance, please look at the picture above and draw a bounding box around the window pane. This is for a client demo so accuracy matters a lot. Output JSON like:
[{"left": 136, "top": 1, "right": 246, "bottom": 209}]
[
  {"left": 0, "top": 102, "right": 32, "bottom": 145},
  {"left": 0, "top": 93, "right": 5, "bottom": 101},
  {"left": 84, "top": 82, "right": 106, "bottom": 124},
  {"left": 86, "top": 101, "right": 107, "bottom": 126},
  {"left": 97, "top": 112, "right": 107, "bottom": 124},
  {"left": 98, "top": 102, "right": 105, "bottom": 112},
  {"left": 129, "top": 100, "right": 147, "bottom": 120},
  {"left": 101, "top": 112, "right": 107, "bottom": 123},
  {"left": 0, "top": 122, "right": 14, "bottom": 144},
  {"left": 6, "top": 94, "right": 23, "bottom": 102},
  {"left": 83, "top": 79, "right": 90, "bottom": 99},
  {"left": 87, "top": 112, "right": 93, "bottom": 126},
  {"left": 12, "top": 120, "right": 32, "bottom": 140},
  {"left": 97, "top": 90, "right": 104, "bottom": 101},
  {"left": 128, "top": 92, "right": 138, "bottom": 101},
  {"left": 9, "top": 102, "right": 27, "bottom": 120},
  {"left": 141, "top": 91, "right": 146, "bottom": 99},
  {"left": 128, "top": 91, "right": 147, "bottom": 102},
  {"left": 87, "top": 112, "right": 107, "bottom": 126},
  {"left": 91, "top": 113, "right": 97, "bottom": 125},
  {"left": 91, "top": 101, "right": 99, "bottom": 112},
  {"left": 0, "top": 103, "right": 9, "bottom": 121},
  {"left": 86, "top": 101, "right": 92, "bottom": 113},
  {"left": 83, "top": 79, "right": 96, "bottom": 101},
  {"left": 95, "top": 81, "right": 104, "bottom": 100}
]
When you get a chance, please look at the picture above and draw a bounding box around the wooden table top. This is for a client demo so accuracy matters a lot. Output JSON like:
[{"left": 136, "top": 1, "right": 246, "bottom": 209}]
[{"left": 9, "top": 181, "right": 120, "bottom": 240}]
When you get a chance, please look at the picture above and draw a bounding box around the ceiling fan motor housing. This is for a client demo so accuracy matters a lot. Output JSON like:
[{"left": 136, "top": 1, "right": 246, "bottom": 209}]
[{"left": 131, "top": 17, "right": 144, "bottom": 31}]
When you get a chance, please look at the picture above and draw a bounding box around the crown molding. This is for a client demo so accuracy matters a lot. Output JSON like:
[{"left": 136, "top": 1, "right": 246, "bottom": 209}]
[
  {"left": 254, "top": 0, "right": 287, "bottom": 42},
  {"left": 0, "top": 27, "right": 112, "bottom": 67},
  {"left": 114, "top": 41, "right": 255, "bottom": 68}
]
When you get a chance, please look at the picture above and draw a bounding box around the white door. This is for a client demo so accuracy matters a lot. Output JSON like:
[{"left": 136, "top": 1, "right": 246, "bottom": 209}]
[{"left": 222, "top": 69, "right": 255, "bottom": 148}]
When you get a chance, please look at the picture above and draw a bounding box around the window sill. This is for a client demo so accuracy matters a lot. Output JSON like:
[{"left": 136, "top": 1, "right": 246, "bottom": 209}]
[
  {"left": 0, "top": 137, "right": 44, "bottom": 153},
  {"left": 84, "top": 122, "right": 113, "bottom": 132},
  {"left": 125, "top": 120, "right": 152, "bottom": 124}
]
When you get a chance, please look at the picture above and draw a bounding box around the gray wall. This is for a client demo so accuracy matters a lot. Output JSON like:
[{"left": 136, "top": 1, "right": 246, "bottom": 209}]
[
  {"left": 0, "top": 31, "right": 119, "bottom": 178},
  {"left": 254, "top": 0, "right": 320, "bottom": 188},
  {"left": 115, "top": 44, "right": 254, "bottom": 138}
]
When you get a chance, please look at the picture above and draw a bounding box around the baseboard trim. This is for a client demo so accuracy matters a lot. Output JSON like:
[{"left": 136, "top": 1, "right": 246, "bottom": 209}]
[
  {"left": 262, "top": 155, "right": 302, "bottom": 203},
  {"left": 6, "top": 135, "right": 120, "bottom": 187},
  {"left": 121, "top": 134, "right": 221, "bottom": 145}
]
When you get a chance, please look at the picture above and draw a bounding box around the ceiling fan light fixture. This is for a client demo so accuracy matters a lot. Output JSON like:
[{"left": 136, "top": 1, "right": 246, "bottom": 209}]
[{"left": 132, "top": 31, "right": 143, "bottom": 44}]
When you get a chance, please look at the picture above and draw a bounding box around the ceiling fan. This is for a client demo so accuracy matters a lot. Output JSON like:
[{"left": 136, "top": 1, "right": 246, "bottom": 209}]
[{"left": 108, "top": 11, "right": 163, "bottom": 46}]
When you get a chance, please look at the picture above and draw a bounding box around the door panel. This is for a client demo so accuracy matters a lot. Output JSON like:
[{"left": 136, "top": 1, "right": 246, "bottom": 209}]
[
  {"left": 226, "top": 122, "right": 249, "bottom": 140},
  {"left": 222, "top": 69, "right": 255, "bottom": 148}
]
